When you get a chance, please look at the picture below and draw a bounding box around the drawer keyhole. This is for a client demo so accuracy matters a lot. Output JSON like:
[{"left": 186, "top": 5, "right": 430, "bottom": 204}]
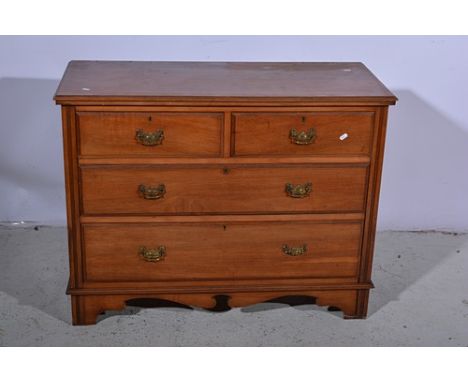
[{"left": 223, "top": 168, "right": 230, "bottom": 175}]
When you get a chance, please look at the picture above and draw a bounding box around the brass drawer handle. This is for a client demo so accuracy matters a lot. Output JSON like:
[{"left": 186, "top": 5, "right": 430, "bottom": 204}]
[
  {"left": 139, "top": 246, "right": 166, "bottom": 262},
  {"left": 285, "top": 182, "right": 312, "bottom": 198},
  {"left": 135, "top": 129, "right": 164, "bottom": 146},
  {"left": 289, "top": 128, "right": 316, "bottom": 145},
  {"left": 282, "top": 244, "right": 307, "bottom": 256},
  {"left": 138, "top": 184, "right": 166, "bottom": 199}
]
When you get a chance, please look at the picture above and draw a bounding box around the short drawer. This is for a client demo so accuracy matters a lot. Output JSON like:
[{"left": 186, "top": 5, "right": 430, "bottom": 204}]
[
  {"left": 232, "top": 112, "right": 374, "bottom": 156},
  {"left": 80, "top": 165, "right": 367, "bottom": 215},
  {"left": 77, "top": 112, "right": 224, "bottom": 157},
  {"left": 82, "top": 220, "right": 362, "bottom": 282}
]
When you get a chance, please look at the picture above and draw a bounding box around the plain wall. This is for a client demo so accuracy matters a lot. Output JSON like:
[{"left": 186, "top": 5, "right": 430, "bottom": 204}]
[{"left": 0, "top": 36, "right": 467, "bottom": 230}]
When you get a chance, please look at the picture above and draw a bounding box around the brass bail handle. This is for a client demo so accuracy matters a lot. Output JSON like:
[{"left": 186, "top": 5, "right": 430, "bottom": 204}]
[
  {"left": 138, "top": 184, "right": 166, "bottom": 200},
  {"left": 289, "top": 127, "right": 316, "bottom": 145},
  {"left": 285, "top": 182, "right": 312, "bottom": 198},
  {"left": 282, "top": 244, "right": 308, "bottom": 256},
  {"left": 135, "top": 128, "right": 164, "bottom": 146},
  {"left": 139, "top": 246, "right": 166, "bottom": 262}
]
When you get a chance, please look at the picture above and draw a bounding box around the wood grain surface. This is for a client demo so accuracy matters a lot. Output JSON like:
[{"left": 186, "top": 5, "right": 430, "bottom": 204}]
[
  {"left": 54, "top": 61, "right": 397, "bottom": 105},
  {"left": 80, "top": 165, "right": 368, "bottom": 215},
  {"left": 56, "top": 61, "right": 396, "bottom": 324},
  {"left": 232, "top": 111, "right": 375, "bottom": 156},
  {"left": 78, "top": 111, "right": 223, "bottom": 157},
  {"left": 82, "top": 220, "right": 362, "bottom": 282}
]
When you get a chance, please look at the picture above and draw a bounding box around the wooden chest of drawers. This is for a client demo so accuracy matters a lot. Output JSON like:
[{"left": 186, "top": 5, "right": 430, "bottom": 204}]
[{"left": 55, "top": 61, "right": 396, "bottom": 325}]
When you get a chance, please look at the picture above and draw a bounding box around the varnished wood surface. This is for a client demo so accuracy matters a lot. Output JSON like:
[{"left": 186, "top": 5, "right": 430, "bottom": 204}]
[
  {"left": 78, "top": 156, "right": 371, "bottom": 166},
  {"left": 83, "top": 221, "right": 362, "bottom": 282},
  {"left": 75, "top": 105, "right": 380, "bottom": 113},
  {"left": 69, "top": 281, "right": 373, "bottom": 294},
  {"left": 56, "top": 61, "right": 396, "bottom": 324},
  {"left": 232, "top": 111, "right": 374, "bottom": 156},
  {"left": 61, "top": 107, "right": 79, "bottom": 290},
  {"left": 54, "top": 61, "right": 397, "bottom": 105},
  {"left": 71, "top": 289, "right": 364, "bottom": 325},
  {"left": 80, "top": 165, "right": 368, "bottom": 215},
  {"left": 360, "top": 107, "right": 389, "bottom": 283},
  {"left": 79, "top": 212, "right": 365, "bottom": 224},
  {"left": 78, "top": 111, "right": 223, "bottom": 157}
]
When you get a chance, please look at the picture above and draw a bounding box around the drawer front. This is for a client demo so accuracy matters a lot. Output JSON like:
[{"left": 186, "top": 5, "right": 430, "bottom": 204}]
[
  {"left": 232, "top": 112, "right": 374, "bottom": 156},
  {"left": 83, "top": 221, "right": 362, "bottom": 282},
  {"left": 81, "top": 165, "right": 367, "bottom": 215},
  {"left": 77, "top": 112, "right": 224, "bottom": 157}
]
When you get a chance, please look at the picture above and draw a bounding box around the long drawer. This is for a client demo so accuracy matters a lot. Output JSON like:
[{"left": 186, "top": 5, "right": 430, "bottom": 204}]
[
  {"left": 77, "top": 112, "right": 224, "bottom": 157},
  {"left": 82, "top": 220, "right": 363, "bottom": 282},
  {"left": 232, "top": 111, "right": 374, "bottom": 156},
  {"left": 80, "top": 165, "right": 368, "bottom": 215}
]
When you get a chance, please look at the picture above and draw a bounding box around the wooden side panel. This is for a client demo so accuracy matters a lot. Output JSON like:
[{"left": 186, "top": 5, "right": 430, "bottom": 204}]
[
  {"left": 61, "top": 106, "right": 82, "bottom": 288},
  {"left": 359, "top": 106, "right": 390, "bottom": 283},
  {"left": 80, "top": 165, "right": 368, "bottom": 215}
]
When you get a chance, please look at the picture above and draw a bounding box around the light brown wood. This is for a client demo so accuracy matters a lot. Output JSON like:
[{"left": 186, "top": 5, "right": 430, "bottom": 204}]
[
  {"left": 80, "top": 165, "right": 368, "bottom": 215},
  {"left": 232, "top": 111, "right": 374, "bottom": 156},
  {"left": 78, "top": 111, "right": 223, "bottom": 157},
  {"left": 223, "top": 111, "right": 232, "bottom": 158},
  {"left": 71, "top": 289, "right": 362, "bottom": 325},
  {"left": 61, "top": 106, "right": 78, "bottom": 289},
  {"left": 75, "top": 215, "right": 367, "bottom": 293},
  {"left": 78, "top": 156, "right": 370, "bottom": 166},
  {"left": 359, "top": 107, "right": 390, "bottom": 283},
  {"left": 75, "top": 105, "right": 379, "bottom": 113},
  {"left": 54, "top": 61, "right": 397, "bottom": 105},
  {"left": 70, "top": 280, "right": 371, "bottom": 293},
  {"left": 79, "top": 212, "right": 365, "bottom": 224},
  {"left": 61, "top": 106, "right": 85, "bottom": 290},
  {"left": 82, "top": 220, "right": 362, "bottom": 282},
  {"left": 55, "top": 61, "right": 396, "bottom": 325}
]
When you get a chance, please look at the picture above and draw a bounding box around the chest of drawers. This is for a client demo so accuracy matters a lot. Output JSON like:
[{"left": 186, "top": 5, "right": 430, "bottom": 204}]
[{"left": 55, "top": 61, "right": 396, "bottom": 325}]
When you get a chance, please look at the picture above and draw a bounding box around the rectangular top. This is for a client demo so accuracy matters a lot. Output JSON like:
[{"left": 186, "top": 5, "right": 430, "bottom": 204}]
[{"left": 54, "top": 61, "right": 397, "bottom": 105}]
